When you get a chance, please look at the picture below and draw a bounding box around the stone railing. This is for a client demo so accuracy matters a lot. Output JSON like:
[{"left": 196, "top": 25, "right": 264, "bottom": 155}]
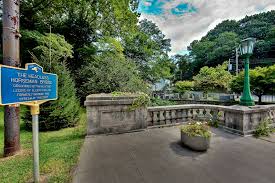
[
  {"left": 147, "top": 104, "right": 226, "bottom": 126},
  {"left": 85, "top": 93, "right": 275, "bottom": 136},
  {"left": 147, "top": 104, "right": 275, "bottom": 136}
]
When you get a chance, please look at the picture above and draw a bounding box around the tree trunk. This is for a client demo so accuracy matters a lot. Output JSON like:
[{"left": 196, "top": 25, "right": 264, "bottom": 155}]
[{"left": 258, "top": 95, "right": 262, "bottom": 105}]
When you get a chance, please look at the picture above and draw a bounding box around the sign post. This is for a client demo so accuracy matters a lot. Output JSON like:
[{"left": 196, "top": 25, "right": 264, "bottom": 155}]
[
  {"left": 22, "top": 101, "right": 44, "bottom": 183},
  {"left": 32, "top": 105, "right": 39, "bottom": 183},
  {"left": 0, "top": 63, "right": 58, "bottom": 182}
]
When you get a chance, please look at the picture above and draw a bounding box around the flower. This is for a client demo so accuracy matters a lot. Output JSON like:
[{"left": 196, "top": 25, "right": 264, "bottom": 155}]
[{"left": 181, "top": 121, "right": 211, "bottom": 138}]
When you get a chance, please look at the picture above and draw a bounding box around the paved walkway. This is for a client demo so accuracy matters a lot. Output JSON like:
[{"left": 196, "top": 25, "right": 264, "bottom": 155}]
[
  {"left": 73, "top": 127, "right": 275, "bottom": 183},
  {"left": 260, "top": 133, "right": 275, "bottom": 143}
]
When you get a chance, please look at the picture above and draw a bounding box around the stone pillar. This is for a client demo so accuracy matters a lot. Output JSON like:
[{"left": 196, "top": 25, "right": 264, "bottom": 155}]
[
  {"left": 223, "top": 105, "right": 275, "bottom": 136},
  {"left": 84, "top": 94, "right": 147, "bottom": 135}
]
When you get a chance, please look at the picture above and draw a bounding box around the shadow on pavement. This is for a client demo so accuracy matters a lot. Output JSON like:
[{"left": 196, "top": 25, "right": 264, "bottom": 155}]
[{"left": 169, "top": 141, "right": 204, "bottom": 158}]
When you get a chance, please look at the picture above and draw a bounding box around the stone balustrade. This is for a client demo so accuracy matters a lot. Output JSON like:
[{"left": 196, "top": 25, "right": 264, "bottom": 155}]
[
  {"left": 85, "top": 93, "right": 275, "bottom": 136},
  {"left": 147, "top": 105, "right": 228, "bottom": 126},
  {"left": 147, "top": 104, "right": 275, "bottom": 136}
]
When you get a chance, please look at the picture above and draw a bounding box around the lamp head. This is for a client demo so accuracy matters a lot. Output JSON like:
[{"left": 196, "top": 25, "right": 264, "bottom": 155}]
[{"left": 239, "top": 38, "right": 256, "bottom": 57}]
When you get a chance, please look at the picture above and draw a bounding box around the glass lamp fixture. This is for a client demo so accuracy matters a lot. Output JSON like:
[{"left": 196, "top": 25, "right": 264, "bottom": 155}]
[{"left": 239, "top": 38, "right": 256, "bottom": 56}]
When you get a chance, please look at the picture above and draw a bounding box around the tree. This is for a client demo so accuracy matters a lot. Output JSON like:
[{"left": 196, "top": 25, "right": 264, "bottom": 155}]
[
  {"left": 239, "top": 20, "right": 271, "bottom": 40},
  {"left": 188, "top": 39, "right": 215, "bottom": 73},
  {"left": 77, "top": 52, "right": 149, "bottom": 100},
  {"left": 138, "top": 19, "right": 171, "bottom": 54},
  {"left": 23, "top": 32, "right": 80, "bottom": 130},
  {"left": 20, "top": 0, "right": 141, "bottom": 71},
  {"left": 74, "top": 35, "right": 149, "bottom": 101},
  {"left": 254, "top": 40, "right": 272, "bottom": 58},
  {"left": 208, "top": 32, "right": 240, "bottom": 64},
  {"left": 189, "top": 32, "right": 239, "bottom": 74},
  {"left": 150, "top": 56, "right": 175, "bottom": 83},
  {"left": 188, "top": 10, "right": 275, "bottom": 74},
  {"left": 174, "top": 81, "right": 194, "bottom": 94},
  {"left": 203, "top": 20, "right": 239, "bottom": 41},
  {"left": 123, "top": 19, "right": 173, "bottom": 83},
  {"left": 230, "top": 65, "right": 275, "bottom": 104},
  {"left": 172, "top": 54, "right": 193, "bottom": 81},
  {"left": 17, "top": 0, "right": 152, "bottom": 101},
  {"left": 193, "top": 62, "right": 232, "bottom": 92}
]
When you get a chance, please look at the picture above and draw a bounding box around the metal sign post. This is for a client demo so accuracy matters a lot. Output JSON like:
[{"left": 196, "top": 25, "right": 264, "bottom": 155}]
[
  {"left": 32, "top": 110, "right": 39, "bottom": 183},
  {"left": 21, "top": 101, "right": 45, "bottom": 183},
  {"left": 0, "top": 63, "right": 58, "bottom": 183}
]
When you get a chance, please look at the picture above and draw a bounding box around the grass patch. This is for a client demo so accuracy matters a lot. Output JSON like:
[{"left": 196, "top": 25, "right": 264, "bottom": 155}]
[{"left": 0, "top": 107, "right": 86, "bottom": 183}]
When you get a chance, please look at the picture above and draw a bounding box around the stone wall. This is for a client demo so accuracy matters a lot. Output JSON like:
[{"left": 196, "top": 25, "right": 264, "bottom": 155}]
[
  {"left": 84, "top": 94, "right": 147, "bottom": 135},
  {"left": 85, "top": 94, "right": 275, "bottom": 136}
]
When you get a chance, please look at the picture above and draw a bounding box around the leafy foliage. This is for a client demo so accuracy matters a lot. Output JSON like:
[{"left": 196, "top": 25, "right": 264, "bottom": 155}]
[
  {"left": 188, "top": 11, "right": 275, "bottom": 75},
  {"left": 23, "top": 33, "right": 80, "bottom": 131},
  {"left": 172, "top": 54, "right": 193, "bottom": 81},
  {"left": 181, "top": 122, "right": 211, "bottom": 139},
  {"left": 174, "top": 81, "right": 194, "bottom": 94},
  {"left": 129, "top": 93, "right": 151, "bottom": 111},
  {"left": 13, "top": 0, "right": 178, "bottom": 107},
  {"left": 208, "top": 118, "right": 219, "bottom": 128},
  {"left": 77, "top": 52, "right": 149, "bottom": 101},
  {"left": 21, "top": 30, "right": 73, "bottom": 65},
  {"left": 149, "top": 97, "right": 177, "bottom": 107},
  {"left": 18, "top": 0, "right": 174, "bottom": 98},
  {"left": 230, "top": 65, "right": 275, "bottom": 103},
  {"left": 124, "top": 19, "right": 173, "bottom": 83},
  {"left": 111, "top": 92, "right": 150, "bottom": 111},
  {"left": 193, "top": 62, "right": 233, "bottom": 92},
  {"left": 254, "top": 119, "right": 273, "bottom": 138}
]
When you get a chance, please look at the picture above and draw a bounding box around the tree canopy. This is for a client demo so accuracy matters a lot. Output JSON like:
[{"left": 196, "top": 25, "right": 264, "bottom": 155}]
[
  {"left": 187, "top": 10, "right": 275, "bottom": 76},
  {"left": 13, "top": 0, "right": 174, "bottom": 97},
  {"left": 193, "top": 62, "right": 232, "bottom": 92},
  {"left": 0, "top": 0, "right": 177, "bottom": 130},
  {"left": 230, "top": 65, "right": 275, "bottom": 103}
]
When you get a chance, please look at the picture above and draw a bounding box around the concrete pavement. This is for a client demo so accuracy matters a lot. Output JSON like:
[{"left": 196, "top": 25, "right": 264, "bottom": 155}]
[{"left": 73, "top": 127, "right": 275, "bottom": 183}]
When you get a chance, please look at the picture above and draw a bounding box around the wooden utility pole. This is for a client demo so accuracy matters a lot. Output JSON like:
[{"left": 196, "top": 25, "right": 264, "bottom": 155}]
[{"left": 2, "top": 0, "right": 21, "bottom": 156}]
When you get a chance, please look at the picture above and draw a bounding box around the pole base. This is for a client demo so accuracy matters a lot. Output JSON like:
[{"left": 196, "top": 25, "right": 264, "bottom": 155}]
[{"left": 240, "top": 99, "right": 255, "bottom": 106}]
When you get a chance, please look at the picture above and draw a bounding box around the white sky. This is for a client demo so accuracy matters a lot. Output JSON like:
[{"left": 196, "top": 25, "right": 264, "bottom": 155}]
[{"left": 139, "top": 0, "right": 275, "bottom": 55}]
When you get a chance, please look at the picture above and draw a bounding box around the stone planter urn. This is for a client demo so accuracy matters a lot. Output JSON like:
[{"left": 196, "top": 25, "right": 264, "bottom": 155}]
[
  {"left": 180, "top": 122, "right": 211, "bottom": 151},
  {"left": 181, "top": 131, "right": 210, "bottom": 151}
]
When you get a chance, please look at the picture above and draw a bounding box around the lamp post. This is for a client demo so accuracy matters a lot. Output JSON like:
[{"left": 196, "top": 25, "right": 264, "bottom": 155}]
[{"left": 239, "top": 38, "right": 256, "bottom": 106}]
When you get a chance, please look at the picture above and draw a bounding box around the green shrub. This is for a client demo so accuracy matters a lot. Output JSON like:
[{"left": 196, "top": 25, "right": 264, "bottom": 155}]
[
  {"left": 24, "top": 58, "right": 80, "bottom": 131},
  {"left": 174, "top": 80, "right": 194, "bottom": 94},
  {"left": 77, "top": 52, "right": 149, "bottom": 102},
  {"left": 23, "top": 32, "right": 80, "bottom": 131},
  {"left": 254, "top": 119, "right": 272, "bottom": 138},
  {"left": 193, "top": 62, "right": 232, "bottom": 92},
  {"left": 149, "top": 97, "right": 177, "bottom": 106},
  {"left": 181, "top": 122, "right": 211, "bottom": 138},
  {"left": 208, "top": 118, "right": 219, "bottom": 128},
  {"left": 111, "top": 92, "right": 150, "bottom": 111}
]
